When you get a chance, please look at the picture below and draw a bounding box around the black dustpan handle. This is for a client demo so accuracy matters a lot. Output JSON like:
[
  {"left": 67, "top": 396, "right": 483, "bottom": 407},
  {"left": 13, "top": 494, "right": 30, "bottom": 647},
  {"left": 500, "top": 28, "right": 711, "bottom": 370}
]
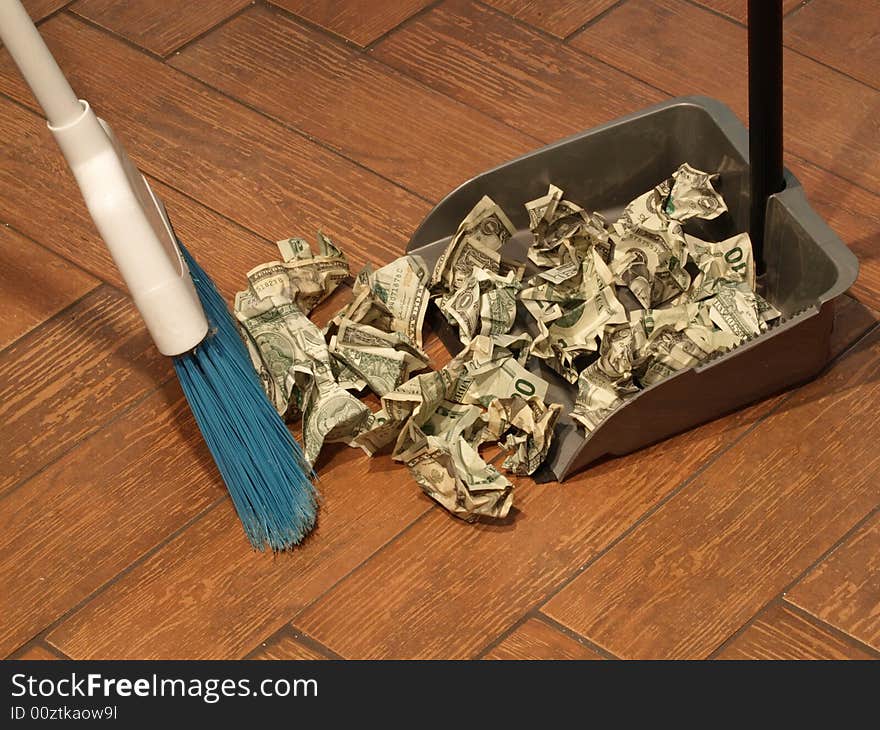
[{"left": 748, "top": 0, "right": 784, "bottom": 274}]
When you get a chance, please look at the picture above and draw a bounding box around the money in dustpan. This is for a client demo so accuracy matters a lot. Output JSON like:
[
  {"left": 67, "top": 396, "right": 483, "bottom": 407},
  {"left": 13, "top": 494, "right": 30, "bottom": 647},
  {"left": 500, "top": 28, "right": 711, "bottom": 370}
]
[{"left": 404, "top": 2, "right": 858, "bottom": 481}]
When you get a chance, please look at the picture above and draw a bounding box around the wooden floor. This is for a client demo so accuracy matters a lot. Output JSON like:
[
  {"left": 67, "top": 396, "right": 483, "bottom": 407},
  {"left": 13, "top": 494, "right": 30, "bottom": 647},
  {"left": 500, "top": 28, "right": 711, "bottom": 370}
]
[{"left": 1, "top": 0, "right": 879, "bottom": 661}]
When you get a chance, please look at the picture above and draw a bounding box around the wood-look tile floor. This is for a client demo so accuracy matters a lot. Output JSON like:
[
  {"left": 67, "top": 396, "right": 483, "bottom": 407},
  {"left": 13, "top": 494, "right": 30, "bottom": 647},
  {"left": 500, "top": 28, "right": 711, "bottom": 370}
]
[{"left": 1, "top": 0, "right": 878, "bottom": 660}]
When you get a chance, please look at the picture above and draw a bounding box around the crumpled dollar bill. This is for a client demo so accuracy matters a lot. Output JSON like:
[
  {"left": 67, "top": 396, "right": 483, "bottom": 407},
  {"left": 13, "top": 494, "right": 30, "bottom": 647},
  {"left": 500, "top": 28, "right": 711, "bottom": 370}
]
[
  {"left": 234, "top": 288, "right": 372, "bottom": 466},
  {"left": 245, "top": 233, "right": 349, "bottom": 315},
  {"left": 351, "top": 333, "right": 554, "bottom": 520},
  {"left": 526, "top": 184, "right": 614, "bottom": 268},
  {"left": 437, "top": 267, "right": 522, "bottom": 345},
  {"left": 431, "top": 195, "right": 515, "bottom": 293},
  {"left": 327, "top": 318, "right": 430, "bottom": 397},
  {"left": 477, "top": 396, "right": 563, "bottom": 476},
  {"left": 331, "top": 254, "right": 431, "bottom": 348}
]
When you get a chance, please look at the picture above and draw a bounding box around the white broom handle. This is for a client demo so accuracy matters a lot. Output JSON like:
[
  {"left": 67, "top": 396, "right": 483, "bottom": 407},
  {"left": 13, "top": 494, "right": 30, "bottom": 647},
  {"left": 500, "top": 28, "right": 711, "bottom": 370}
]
[{"left": 0, "top": 0, "right": 82, "bottom": 127}]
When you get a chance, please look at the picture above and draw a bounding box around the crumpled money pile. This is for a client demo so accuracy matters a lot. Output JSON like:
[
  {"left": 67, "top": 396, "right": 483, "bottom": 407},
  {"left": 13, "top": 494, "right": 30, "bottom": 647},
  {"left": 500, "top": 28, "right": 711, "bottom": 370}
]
[
  {"left": 512, "top": 164, "right": 779, "bottom": 431},
  {"left": 233, "top": 163, "right": 778, "bottom": 523},
  {"left": 234, "top": 232, "right": 557, "bottom": 521}
]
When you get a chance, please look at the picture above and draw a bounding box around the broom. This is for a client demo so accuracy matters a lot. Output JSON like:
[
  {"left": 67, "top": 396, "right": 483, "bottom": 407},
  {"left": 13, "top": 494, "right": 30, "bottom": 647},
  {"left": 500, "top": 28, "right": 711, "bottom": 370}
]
[{"left": 0, "top": 0, "right": 317, "bottom": 551}]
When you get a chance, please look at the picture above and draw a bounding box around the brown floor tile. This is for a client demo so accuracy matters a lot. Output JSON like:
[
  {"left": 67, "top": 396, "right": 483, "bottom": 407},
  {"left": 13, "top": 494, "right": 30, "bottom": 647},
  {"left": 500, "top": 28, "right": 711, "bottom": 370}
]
[
  {"left": 0, "top": 287, "right": 170, "bottom": 496},
  {"left": 0, "top": 100, "right": 277, "bottom": 299},
  {"left": 787, "top": 155, "right": 880, "bottom": 311},
  {"left": 286, "top": 297, "right": 870, "bottom": 659},
  {"left": 717, "top": 602, "right": 875, "bottom": 659},
  {"left": 829, "top": 295, "right": 877, "bottom": 352},
  {"left": 71, "top": 0, "right": 252, "bottom": 57},
  {"left": 691, "top": 0, "right": 804, "bottom": 24},
  {"left": 250, "top": 632, "right": 328, "bottom": 660},
  {"left": 0, "top": 226, "right": 97, "bottom": 351},
  {"left": 46, "top": 444, "right": 429, "bottom": 659},
  {"left": 372, "top": 2, "right": 880, "bottom": 311},
  {"left": 482, "top": 0, "right": 617, "bottom": 38},
  {"left": 268, "top": 0, "right": 433, "bottom": 46},
  {"left": 786, "top": 512, "right": 880, "bottom": 651},
  {"left": 570, "top": 0, "right": 880, "bottom": 197},
  {"left": 785, "top": 0, "right": 880, "bottom": 89},
  {"left": 483, "top": 618, "right": 602, "bottom": 660},
  {"left": 292, "top": 395, "right": 782, "bottom": 659},
  {"left": 372, "top": 0, "right": 663, "bottom": 145},
  {"left": 11, "top": 643, "right": 64, "bottom": 660},
  {"left": 22, "top": 0, "right": 70, "bottom": 22},
  {"left": 1, "top": 0, "right": 876, "bottom": 662}
]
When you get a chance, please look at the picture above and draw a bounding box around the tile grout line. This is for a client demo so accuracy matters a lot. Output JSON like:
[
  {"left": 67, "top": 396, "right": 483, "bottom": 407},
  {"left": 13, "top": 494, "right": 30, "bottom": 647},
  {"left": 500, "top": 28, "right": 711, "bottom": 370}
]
[
  {"left": 535, "top": 401, "right": 798, "bottom": 614},
  {"left": 686, "top": 0, "right": 818, "bottom": 27},
  {"left": 33, "top": 1, "right": 76, "bottom": 26},
  {"left": 784, "top": 0, "right": 818, "bottom": 20},
  {"left": 467, "top": 0, "right": 672, "bottom": 100},
  {"left": 63, "top": 11, "right": 167, "bottom": 63},
  {"left": 287, "top": 318, "right": 880, "bottom": 659},
  {"left": 45, "top": 4, "right": 880, "bottom": 222},
  {"left": 140, "top": 172, "right": 280, "bottom": 250},
  {"left": 243, "top": 623, "right": 343, "bottom": 660},
  {"left": 0, "top": 374, "right": 175, "bottom": 505},
  {"left": 285, "top": 504, "right": 437, "bottom": 636},
  {"left": 471, "top": 613, "right": 534, "bottom": 660},
  {"left": 473, "top": 609, "right": 620, "bottom": 660},
  {"left": 783, "top": 43, "right": 880, "bottom": 94},
  {"left": 706, "top": 503, "right": 880, "bottom": 659},
  {"left": 0, "top": 214, "right": 127, "bottom": 292},
  {"left": 531, "top": 611, "right": 621, "bottom": 660},
  {"left": 8, "top": 1, "right": 876, "bottom": 659},
  {"left": 161, "top": 1, "right": 259, "bottom": 60},
  {"left": 562, "top": 0, "right": 630, "bottom": 42},
  {"left": 785, "top": 150, "right": 880, "bottom": 207},
  {"left": 552, "top": 54, "right": 880, "bottom": 199},
  {"left": 0, "top": 209, "right": 275, "bottom": 321},
  {"left": 32, "top": 498, "right": 228, "bottom": 659},
  {"left": 0, "top": 275, "right": 179, "bottom": 506},
  {"left": 0, "top": 215, "right": 221, "bottom": 349},
  {"left": 285, "top": 628, "right": 345, "bottom": 660},
  {"left": 259, "top": 0, "right": 370, "bottom": 51},
  {"left": 492, "top": 319, "right": 880, "bottom": 654},
  {"left": 1, "top": 45, "right": 439, "bottom": 657},
  {"left": 240, "top": 606, "right": 320, "bottom": 661},
  {"left": 8, "top": 638, "right": 73, "bottom": 661},
  {"left": 182, "top": 493, "right": 437, "bottom": 659},
  {"left": 257, "top": 0, "right": 445, "bottom": 55},
  {"left": 779, "top": 597, "right": 880, "bottom": 659},
  {"left": 363, "top": 0, "right": 446, "bottom": 52},
  {"left": 59, "top": 10, "right": 438, "bottom": 208},
  {"left": 0, "top": 268, "right": 99, "bottom": 357}
]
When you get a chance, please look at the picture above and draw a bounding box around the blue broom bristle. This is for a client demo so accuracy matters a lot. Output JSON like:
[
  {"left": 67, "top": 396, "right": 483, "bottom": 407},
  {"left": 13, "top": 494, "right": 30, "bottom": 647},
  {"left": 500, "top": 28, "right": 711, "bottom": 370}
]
[{"left": 172, "top": 243, "right": 317, "bottom": 551}]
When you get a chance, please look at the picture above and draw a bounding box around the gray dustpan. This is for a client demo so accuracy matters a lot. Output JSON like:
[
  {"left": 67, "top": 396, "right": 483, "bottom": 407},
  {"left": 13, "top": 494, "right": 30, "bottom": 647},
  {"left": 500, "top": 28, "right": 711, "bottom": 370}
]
[{"left": 405, "top": 2, "right": 858, "bottom": 481}]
